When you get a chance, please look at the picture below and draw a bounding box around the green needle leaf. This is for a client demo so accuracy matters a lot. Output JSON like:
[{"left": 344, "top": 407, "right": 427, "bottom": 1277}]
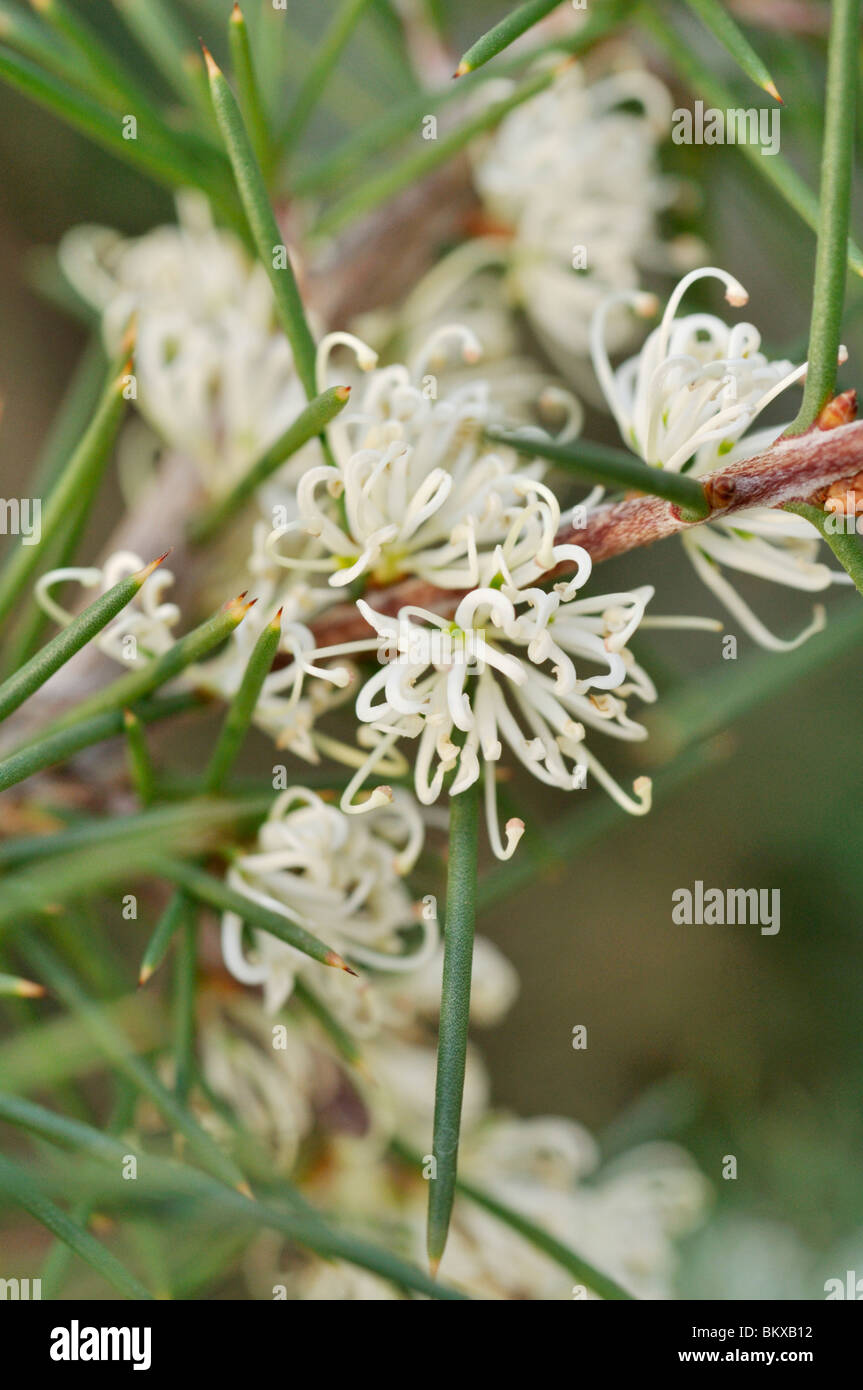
[
  {"left": 138, "top": 609, "right": 282, "bottom": 989},
  {"left": 0, "top": 793, "right": 272, "bottom": 874},
  {"left": 0, "top": 44, "right": 236, "bottom": 218},
  {"left": 314, "top": 64, "right": 556, "bottom": 238},
  {"left": 0, "top": 781, "right": 225, "bottom": 924},
  {"left": 0, "top": 0, "right": 68, "bottom": 80},
  {"left": 783, "top": 0, "right": 860, "bottom": 433},
  {"left": 123, "top": 708, "right": 156, "bottom": 806},
  {"left": 204, "top": 44, "right": 319, "bottom": 400},
  {"left": 228, "top": 3, "right": 272, "bottom": 175},
  {"left": 0, "top": 692, "right": 201, "bottom": 796},
  {"left": 0, "top": 1092, "right": 466, "bottom": 1299},
  {"left": 173, "top": 907, "right": 198, "bottom": 1104},
  {"left": 485, "top": 429, "right": 711, "bottom": 517},
  {"left": 138, "top": 891, "right": 190, "bottom": 988},
  {"left": 39, "top": 593, "right": 255, "bottom": 740},
  {"left": 427, "top": 778, "right": 480, "bottom": 1274},
  {"left": 155, "top": 857, "right": 357, "bottom": 978},
  {"left": 0, "top": 339, "right": 108, "bottom": 676},
  {"left": 0, "top": 348, "right": 130, "bottom": 632},
  {"left": 31, "top": 0, "right": 191, "bottom": 130},
  {"left": 0, "top": 1151, "right": 153, "bottom": 1300},
  {"left": 293, "top": 977, "right": 368, "bottom": 1076},
  {"left": 455, "top": 0, "right": 563, "bottom": 76},
  {"left": 204, "top": 607, "right": 282, "bottom": 794},
  {"left": 189, "top": 385, "right": 351, "bottom": 544},
  {"left": 0, "top": 552, "right": 169, "bottom": 724},
  {"left": 16, "top": 938, "right": 253, "bottom": 1195},
  {"left": 280, "top": 0, "right": 374, "bottom": 156},
  {"left": 683, "top": 0, "right": 782, "bottom": 101}
]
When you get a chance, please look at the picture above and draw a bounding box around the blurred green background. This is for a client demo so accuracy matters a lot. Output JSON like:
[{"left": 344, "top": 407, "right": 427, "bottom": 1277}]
[{"left": 1, "top": 0, "right": 862, "bottom": 1298}]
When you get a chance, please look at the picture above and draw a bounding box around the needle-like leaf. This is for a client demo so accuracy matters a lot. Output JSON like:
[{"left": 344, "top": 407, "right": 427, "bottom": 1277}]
[
  {"left": 38, "top": 594, "right": 254, "bottom": 740},
  {"left": 293, "top": 0, "right": 631, "bottom": 197},
  {"left": 485, "top": 429, "right": 711, "bottom": 517},
  {"left": 228, "top": 3, "right": 271, "bottom": 174},
  {"left": 0, "top": 553, "right": 169, "bottom": 724},
  {"left": 0, "top": 1151, "right": 153, "bottom": 1300},
  {"left": 682, "top": 0, "right": 782, "bottom": 101},
  {"left": 204, "top": 608, "right": 283, "bottom": 794},
  {"left": 0, "top": 348, "right": 130, "bottom": 631},
  {"left": 122, "top": 708, "right": 156, "bottom": 806},
  {"left": 173, "top": 907, "right": 198, "bottom": 1104},
  {"left": 0, "top": 1091, "right": 466, "bottom": 1299},
  {"left": 0, "top": 971, "right": 45, "bottom": 998},
  {"left": 455, "top": 0, "right": 563, "bottom": 76},
  {"left": 0, "top": 691, "right": 200, "bottom": 799},
  {"left": 109, "top": 0, "right": 212, "bottom": 118},
  {"left": 138, "top": 891, "right": 190, "bottom": 989},
  {"left": 189, "top": 386, "right": 351, "bottom": 544},
  {"left": 394, "top": 1138, "right": 635, "bottom": 1298},
  {"left": 17, "top": 938, "right": 253, "bottom": 1195},
  {"left": 293, "top": 977, "right": 369, "bottom": 1076},
  {"left": 155, "top": 857, "right": 357, "bottom": 978},
  {"left": 0, "top": 792, "right": 272, "bottom": 873},
  {"left": 203, "top": 44, "right": 319, "bottom": 400},
  {"left": 783, "top": 501, "right": 863, "bottom": 595},
  {"left": 0, "top": 44, "right": 236, "bottom": 217},
  {"left": 782, "top": 0, "right": 860, "bottom": 432},
  {"left": 427, "top": 778, "right": 479, "bottom": 1275}
]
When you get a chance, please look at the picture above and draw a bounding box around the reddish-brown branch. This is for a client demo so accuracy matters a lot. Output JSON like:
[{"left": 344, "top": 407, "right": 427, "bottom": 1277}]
[{"left": 311, "top": 416, "right": 863, "bottom": 646}]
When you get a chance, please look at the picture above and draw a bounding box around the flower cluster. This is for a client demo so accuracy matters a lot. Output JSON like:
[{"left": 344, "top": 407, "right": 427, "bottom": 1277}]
[
  {"left": 591, "top": 267, "right": 850, "bottom": 648},
  {"left": 265, "top": 324, "right": 580, "bottom": 593}
]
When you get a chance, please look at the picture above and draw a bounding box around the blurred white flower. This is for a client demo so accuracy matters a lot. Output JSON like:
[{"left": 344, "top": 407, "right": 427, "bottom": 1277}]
[
  {"left": 592, "top": 267, "right": 850, "bottom": 649},
  {"left": 274, "top": 1117, "right": 707, "bottom": 1301},
  {"left": 59, "top": 191, "right": 309, "bottom": 492},
  {"left": 433, "top": 1128, "right": 707, "bottom": 1299}
]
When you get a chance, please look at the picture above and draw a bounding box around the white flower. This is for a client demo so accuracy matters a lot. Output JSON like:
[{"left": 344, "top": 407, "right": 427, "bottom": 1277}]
[
  {"left": 265, "top": 325, "right": 581, "bottom": 592},
  {"left": 276, "top": 1115, "right": 707, "bottom": 1301},
  {"left": 436, "top": 1127, "right": 707, "bottom": 1299},
  {"left": 59, "top": 192, "right": 308, "bottom": 492},
  {"left": 326, "top": 539, "right": 659, "bottom": 858},
  {"left": 220, "top": 787, "right": 434, "bottom": 1014},
  {"left": 592, "top": 267, "right": 850, "bottom": 649},
  {"left": 35, "top": 550, "right": 180, "bottom": 666}
]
